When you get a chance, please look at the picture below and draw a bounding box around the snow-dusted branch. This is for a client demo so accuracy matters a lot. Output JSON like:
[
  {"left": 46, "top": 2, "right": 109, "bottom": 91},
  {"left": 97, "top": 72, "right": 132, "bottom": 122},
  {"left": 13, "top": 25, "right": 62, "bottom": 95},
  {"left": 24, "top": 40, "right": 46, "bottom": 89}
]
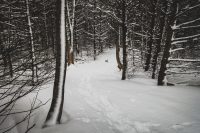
[
  {"left": 173, "top": 17, "right": 200, "bottom": 30},
  {"left": 94, "top": 6, "right": 122, "bottom": 24},
  {"left": 171, "top": 40, "right": 187, "bottom": 45},
  {"left": 173, "top": 24, "right": 200, "bottom": 30},
  {"left": 0, "top": 21, "right": 16, "bottom": 27},
  {"left": 172, "top": 33, "right": 200, "bottom": 42},
  {"left": 169, "top": 48, "right": 185, "bottom": 53},
  {"left": 107, "top": 22, "right": 118, "bottom": 33},
  {"left": 169, "top": 58, "right": 200, "bottom": 62},
  {"left": 176, "top": 3, "right": 200, "bottom": 17}
]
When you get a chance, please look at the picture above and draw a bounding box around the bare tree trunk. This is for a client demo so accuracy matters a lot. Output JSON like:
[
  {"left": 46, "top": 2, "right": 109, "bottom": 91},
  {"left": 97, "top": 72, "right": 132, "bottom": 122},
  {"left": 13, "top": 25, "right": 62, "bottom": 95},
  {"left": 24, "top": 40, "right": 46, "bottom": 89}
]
[
  {"left": 99, "top": 10, "right": 103, "bottom": 53},
  {"left": 0, "top": 39, "right": 7, "bottom": 74},
  {"left": 66, "top": 0, "right": 75, "bottom": 65},
  {"left": 43, "top": 2, "right": 49, "bottom": 48},
  {"left": 158, "top": 1, "right": 178, "bottom": 85},
  {"left": 93, "top": 0, "right": 97, "bottom": 60},
  {"left": 116, "top": 27, "right": 122, "bottom": 70},
  {"left": 26, "top": 0, "right": 37, "bottom": 85},
  {"left": 50, "top": 14, "right": 56, "bottom": 56},
  {"left": 7, "top": 52, "right": 13, "bottom": 78},
  {"left": 131, "top": 26, "right": 135, "bottom": 68},
  {"left": 74, "top": 19, "right": 79, "bottom": 56},
  {"left": 44, "top": 0, "right": 67, "bottom": 126},
  {"left": 43, "top": 1, "right": 50, "bottom": 57},
  {"left": 7, "top": 6, "right": 13, "bottom": 78},
  {"left": 121, "top": 0, "right": 127, "bottom": 80},
  {"left": 141, "top": 15, "right": 145, "bottom": 65},
  {"left": 151, "top": 0, "right": 167, "bottom": 79},
  {"left": 144, "top": 0, "right": 157, "bottom": 71}
]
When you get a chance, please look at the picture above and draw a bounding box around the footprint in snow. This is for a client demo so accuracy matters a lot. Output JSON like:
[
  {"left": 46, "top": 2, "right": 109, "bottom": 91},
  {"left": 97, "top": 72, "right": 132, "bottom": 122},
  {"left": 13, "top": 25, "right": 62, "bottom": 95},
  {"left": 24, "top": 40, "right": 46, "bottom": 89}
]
[{"left": 172, "top": 122, "right": 194, "bottom": 130}]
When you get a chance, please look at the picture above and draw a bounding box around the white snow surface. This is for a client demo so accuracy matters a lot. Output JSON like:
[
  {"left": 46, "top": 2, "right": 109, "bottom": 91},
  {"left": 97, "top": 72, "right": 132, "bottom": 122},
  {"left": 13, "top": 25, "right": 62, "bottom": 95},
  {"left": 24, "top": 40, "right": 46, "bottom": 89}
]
[{"left": 12, "top": 49, "right": 200, "bottom": 133}]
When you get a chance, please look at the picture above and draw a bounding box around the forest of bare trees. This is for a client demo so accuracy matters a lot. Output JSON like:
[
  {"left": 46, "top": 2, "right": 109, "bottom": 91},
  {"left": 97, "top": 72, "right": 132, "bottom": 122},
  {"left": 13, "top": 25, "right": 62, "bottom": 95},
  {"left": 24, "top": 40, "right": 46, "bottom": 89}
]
[{"left": 0, "top": 0, "right": 200, "bottom": 132}]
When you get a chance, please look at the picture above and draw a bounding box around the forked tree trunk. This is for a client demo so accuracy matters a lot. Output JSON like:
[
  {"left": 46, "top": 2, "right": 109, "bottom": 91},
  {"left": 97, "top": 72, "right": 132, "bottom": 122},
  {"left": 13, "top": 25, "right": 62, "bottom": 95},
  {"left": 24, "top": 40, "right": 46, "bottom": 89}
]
[
  {"left": 44, "top": 0, "right": 67, "bottom": 126},
  {"left": 158, "top": 1, "right": 178, "bottom": 85}
]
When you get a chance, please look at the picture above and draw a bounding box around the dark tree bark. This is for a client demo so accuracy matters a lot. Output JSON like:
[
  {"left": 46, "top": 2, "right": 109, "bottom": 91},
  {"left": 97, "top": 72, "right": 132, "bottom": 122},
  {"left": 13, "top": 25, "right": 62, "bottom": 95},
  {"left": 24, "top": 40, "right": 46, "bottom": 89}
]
[
  {"left": 99, "top": 10, "right": 103, "bottom": 53},
  {"left": 151, "top": 0, "right": 167, "bottom": 79},
  {"left": 144, "top": 0, "right": 157, "bottom": 71},
  {"left": 44, "top": 0, "right": 67, "bottom": 126},
  {"left": 7, "top": 51, "right": 13, "bottom": 78},
  {"left": 7, "top": 6, "right": 13, "bottom": 78},
  {"left": 158, "top": 1, "right": 178, "bottom": 85},
  {"left": 0, "top": 39, "right": 7, "bottom": 74},
  {"left": 93, "top": 0, "right": 97, "bottom": 60},
  {"left": 116, "top": 27, "right": 123, "bottom": 70},
  {"left": 50, "top": 13, "right": 56, "bottom": 56},
  {"left": 121, "top": 0, "right": 127, "bottom": 80}
]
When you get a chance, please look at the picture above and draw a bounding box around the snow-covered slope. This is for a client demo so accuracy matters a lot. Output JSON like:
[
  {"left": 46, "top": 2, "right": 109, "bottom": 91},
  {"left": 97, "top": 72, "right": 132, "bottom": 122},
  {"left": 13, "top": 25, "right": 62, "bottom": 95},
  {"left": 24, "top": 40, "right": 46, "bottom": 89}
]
[{"left": 30, "top": 49, "right": 200, "bottom": 133}]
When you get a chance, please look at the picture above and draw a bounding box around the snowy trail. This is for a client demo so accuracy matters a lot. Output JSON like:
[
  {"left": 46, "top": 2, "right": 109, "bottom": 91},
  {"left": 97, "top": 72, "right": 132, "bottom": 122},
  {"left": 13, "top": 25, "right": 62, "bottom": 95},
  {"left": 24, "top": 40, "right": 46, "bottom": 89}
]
[
  {"left": 37, "top": 49, "right": 200, "bottom": 133},
  {"left": 65, "top": 50, "right": 138, "bottom": 133},
  {"left": 67, "top": 51, "right": 161, "bottom": 133}
]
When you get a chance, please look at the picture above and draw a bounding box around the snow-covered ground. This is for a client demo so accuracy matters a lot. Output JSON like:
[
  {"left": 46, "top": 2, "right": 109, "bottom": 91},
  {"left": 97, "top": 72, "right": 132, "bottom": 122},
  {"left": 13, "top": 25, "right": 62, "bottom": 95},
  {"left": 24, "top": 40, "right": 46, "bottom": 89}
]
[{"left": 20, "top": 49, "right": 200, "bottom": 133}]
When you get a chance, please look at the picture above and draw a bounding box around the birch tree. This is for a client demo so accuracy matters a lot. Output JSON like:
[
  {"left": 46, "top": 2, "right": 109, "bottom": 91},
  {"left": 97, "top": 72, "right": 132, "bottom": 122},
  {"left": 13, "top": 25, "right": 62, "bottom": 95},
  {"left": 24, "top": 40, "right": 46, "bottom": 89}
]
[
  {"left": 66, "top": 0, "right": 76, "bottom": 65},
  {"left": 25, "top": 0, "right": 38, "bottom": 85}
]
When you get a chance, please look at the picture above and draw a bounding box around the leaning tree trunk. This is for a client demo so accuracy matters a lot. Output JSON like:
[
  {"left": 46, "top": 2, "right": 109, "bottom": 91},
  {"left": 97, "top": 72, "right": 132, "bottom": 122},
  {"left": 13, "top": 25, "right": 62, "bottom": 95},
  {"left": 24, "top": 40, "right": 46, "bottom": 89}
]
[
  {"left": 44, "top": 0, "right": 67, "bottom": 126},
  {"left": 158, "top": 1, "right": 178, "bottom": 85},
  {"left": 121, "top": 0, "right": 127, "bottom": 80}
]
